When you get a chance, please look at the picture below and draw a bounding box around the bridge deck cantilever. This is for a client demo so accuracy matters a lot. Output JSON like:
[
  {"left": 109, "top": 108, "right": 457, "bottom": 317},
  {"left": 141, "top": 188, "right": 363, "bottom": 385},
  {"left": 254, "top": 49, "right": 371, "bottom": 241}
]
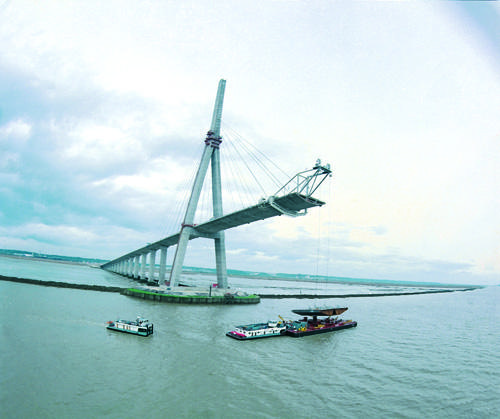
[
  {"left": 101, "top": 192, "right": 324, "bottom": 268},
  {"left": 193, "top": 192, "right": 324, "bottom": 235}
]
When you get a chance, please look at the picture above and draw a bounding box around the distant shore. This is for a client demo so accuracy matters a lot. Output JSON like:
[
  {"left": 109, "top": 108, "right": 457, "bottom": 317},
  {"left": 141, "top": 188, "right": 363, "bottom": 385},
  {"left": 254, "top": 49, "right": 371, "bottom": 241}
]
[
  {"left": 0, "top": 253, "right": 482, "bottom": 289},
  {"left": 0, "top": 253, "right": 102, "bottom": 267}
]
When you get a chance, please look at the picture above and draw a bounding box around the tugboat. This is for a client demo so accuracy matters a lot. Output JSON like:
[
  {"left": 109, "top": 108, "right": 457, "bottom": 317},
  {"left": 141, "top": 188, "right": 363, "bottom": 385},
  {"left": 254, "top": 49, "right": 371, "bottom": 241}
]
[
  {"left": 285, "top": 307, "right": 357, "bottom": 337},
  {"left": 226, "top": 320, "right": 287, "bottom": 340},
  {"left": 106, "top": 316, "right": 154, "bottom": 337}
]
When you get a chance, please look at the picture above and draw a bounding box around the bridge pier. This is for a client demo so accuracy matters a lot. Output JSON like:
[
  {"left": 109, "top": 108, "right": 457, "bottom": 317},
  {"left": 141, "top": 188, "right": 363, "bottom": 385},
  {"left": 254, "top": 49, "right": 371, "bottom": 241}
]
[
  {"left": 148, "top": 249, "right": 157, "bottom": 284},
  {"left": 158, "top": 246, "right": 168, "bottom": 284},
  {"left": 140, "top": 253, "right": 147, "bottom": 281},
  {"left": 127, "top": 258, "right": 133, "bottom": 277},
  {"left": 133, "top": 255, "right": 140, "bottom": 279}
]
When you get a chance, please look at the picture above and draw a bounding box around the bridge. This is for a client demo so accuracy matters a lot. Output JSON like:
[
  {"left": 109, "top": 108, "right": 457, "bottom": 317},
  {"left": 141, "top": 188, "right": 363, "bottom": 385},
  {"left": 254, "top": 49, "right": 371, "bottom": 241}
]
[{"left": 101, "top": 80, "right": 332, "bottom": 288}]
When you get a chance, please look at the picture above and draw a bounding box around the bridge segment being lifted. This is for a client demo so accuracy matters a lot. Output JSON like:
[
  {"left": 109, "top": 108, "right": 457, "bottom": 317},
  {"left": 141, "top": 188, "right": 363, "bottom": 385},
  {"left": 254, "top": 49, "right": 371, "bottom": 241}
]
[{"left": 101, "top": 80, "right": 332, "bottom": 288}]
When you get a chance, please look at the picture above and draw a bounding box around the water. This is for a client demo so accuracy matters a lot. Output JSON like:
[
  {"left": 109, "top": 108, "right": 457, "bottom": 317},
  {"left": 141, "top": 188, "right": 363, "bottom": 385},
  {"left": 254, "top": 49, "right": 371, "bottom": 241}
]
[{"left": 1, "top": 257, "right": 499, "bottom": 418}]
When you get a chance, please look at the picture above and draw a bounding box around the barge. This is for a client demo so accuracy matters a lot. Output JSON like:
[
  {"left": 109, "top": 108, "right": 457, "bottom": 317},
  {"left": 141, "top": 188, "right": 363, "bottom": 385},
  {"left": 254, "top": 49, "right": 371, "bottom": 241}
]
[
  {"left": 285, "top": 309, "right": 357, "bottom": 337},
  {"left": 226, "top": 307, "right": 357, "bottom": 339},
  {"left": 106, "top": 316, "right": 154, "bottom": 336},
  {"left": 226, "top": 321, "right": 287, "bottom": 340}
]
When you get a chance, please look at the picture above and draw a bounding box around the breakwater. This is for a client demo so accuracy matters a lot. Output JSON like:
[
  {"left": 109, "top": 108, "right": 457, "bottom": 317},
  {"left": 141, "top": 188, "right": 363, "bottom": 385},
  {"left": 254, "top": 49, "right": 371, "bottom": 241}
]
[
  {"left": 259, "top": 288, "right": 478, "bottom": 299},
  {"left": 0, "top": 274, "right": 124, "bottom": 293},
  {"left": 0, "top": 275, "right": 259, "bottom": 304},
  {"left": 0, "top": 274, "right": 478, "bottom": 302}
]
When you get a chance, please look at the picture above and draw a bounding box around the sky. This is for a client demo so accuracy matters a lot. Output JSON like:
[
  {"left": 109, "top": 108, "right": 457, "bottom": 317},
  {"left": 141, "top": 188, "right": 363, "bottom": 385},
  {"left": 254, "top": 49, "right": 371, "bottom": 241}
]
[{"left": 0, "top": 1, "right": 499, "bottom": 285}]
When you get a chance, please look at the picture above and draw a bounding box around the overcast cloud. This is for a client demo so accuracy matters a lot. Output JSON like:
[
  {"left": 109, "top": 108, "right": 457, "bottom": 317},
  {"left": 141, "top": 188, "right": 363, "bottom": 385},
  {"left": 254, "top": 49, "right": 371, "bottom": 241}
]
[{"left": 0, "top": 1, "right": 499, "bottom": 285}]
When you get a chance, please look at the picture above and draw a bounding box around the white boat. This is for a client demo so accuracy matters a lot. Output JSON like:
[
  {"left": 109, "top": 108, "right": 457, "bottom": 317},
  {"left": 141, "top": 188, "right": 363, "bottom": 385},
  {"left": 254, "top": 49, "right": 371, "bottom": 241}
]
[
  {"left": 226, "top": 321, "right": 286, "bottom": 340},
  {"left": 106, "top": 316, "right": 154, "bottom": 336}
]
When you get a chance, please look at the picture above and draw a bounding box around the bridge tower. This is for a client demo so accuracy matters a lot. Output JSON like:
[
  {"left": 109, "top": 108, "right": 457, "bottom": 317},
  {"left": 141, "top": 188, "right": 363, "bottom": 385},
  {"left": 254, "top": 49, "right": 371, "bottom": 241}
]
[
  {"left": 100, "top": 79, "right": 332, "bottom": 288},
  {"left": 169, "top": 79, "right": 228, "bottom": 288}
]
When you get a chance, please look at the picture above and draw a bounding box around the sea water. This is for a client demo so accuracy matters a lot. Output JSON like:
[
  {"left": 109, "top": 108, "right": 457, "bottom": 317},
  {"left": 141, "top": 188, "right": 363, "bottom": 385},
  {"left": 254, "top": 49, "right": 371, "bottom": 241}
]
[{"left": 1, "top": 257, "right": 499, "bottom": 418}]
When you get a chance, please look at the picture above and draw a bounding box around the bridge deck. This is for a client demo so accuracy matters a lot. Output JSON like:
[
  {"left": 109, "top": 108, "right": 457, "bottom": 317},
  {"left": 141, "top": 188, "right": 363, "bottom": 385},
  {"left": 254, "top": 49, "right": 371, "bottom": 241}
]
[
  {"left": 194, "top": 192, "right": 323, "bottom": 235},
  {"left": 104, "top": 192, "right": 324, "bottom": 264}
]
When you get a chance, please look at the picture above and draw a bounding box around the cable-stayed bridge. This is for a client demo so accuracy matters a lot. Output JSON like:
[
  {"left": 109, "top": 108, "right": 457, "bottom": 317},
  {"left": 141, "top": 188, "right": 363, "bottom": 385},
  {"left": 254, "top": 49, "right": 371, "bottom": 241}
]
[{"left": 101, "top": 80, "right": 332, "bottom": 288}]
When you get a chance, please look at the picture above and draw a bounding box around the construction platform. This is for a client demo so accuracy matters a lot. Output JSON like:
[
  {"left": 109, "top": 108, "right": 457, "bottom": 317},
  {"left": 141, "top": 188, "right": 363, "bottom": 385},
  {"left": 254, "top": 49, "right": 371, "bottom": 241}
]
[{"left": 121, "top": 286, "right": 260, "bottom": 304}]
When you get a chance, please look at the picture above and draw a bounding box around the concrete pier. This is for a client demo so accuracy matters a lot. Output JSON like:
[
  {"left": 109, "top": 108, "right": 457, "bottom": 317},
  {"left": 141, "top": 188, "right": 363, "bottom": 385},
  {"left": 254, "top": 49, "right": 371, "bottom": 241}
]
[{"left": 122, "top": 287, "right": 260, "bottom": 304}]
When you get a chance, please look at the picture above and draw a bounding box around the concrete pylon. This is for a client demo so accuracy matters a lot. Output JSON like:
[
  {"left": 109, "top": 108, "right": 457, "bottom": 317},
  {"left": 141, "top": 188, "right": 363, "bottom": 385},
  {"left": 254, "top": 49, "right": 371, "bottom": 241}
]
[{"left": 168, "top": 79, "right": 228, "bottom": 288}]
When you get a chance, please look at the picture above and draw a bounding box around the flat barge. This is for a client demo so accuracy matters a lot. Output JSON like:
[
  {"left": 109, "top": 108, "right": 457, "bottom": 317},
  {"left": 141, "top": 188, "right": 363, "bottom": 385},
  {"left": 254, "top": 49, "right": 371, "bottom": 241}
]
[
  {"left": 284, "top": 307, "right": 356, "bottom": 337},
  {"left": 285, "top": 317, "right": 357, "bottom": 337}
]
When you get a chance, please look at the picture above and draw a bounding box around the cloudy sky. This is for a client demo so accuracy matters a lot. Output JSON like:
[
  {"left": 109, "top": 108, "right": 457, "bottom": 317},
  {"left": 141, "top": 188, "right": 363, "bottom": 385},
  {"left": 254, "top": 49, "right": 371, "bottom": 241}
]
[{"left": 1, "top": 1, "right": 499, "bottom": 285}]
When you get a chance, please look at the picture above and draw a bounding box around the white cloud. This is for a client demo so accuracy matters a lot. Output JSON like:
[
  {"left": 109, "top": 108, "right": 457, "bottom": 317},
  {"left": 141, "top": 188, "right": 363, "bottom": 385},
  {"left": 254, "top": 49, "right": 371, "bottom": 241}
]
[
  {"left": 0, "top": 119, "right": 32, "bottom": 141},
  {"left": 0, "top": 153, "right": 20, "bottom": 170},
  {"left": 63, "top": 123, "right": 141, "bottom": 163},
  {"left": 2, "top": 223, "right": 98, "bottom": 243}
]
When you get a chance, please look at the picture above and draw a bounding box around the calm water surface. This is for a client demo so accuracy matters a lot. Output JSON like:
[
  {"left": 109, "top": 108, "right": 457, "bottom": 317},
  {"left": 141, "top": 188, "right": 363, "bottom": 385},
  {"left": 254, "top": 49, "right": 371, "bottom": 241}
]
[{"left": 1, "top": 258, "right": 499, "bottom": 418}]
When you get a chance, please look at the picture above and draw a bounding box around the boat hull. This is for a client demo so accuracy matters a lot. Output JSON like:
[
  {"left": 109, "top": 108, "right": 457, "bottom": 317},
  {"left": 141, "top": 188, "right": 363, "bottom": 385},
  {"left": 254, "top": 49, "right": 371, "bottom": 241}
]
[
  {"left": 106, "top": 325, "right": 153, "bottom": 336},
  {"left": 285, "top": 321, "right": 357, "bottom": 337},
  {"left": 226, "top": 330, "right": 285, "bottom": 340},
  {"left": 106, "top": 319, "right": 154, "bottom": 337},
  {"left": 226, "top": 321, "right": 287, "bottom": 340}
]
